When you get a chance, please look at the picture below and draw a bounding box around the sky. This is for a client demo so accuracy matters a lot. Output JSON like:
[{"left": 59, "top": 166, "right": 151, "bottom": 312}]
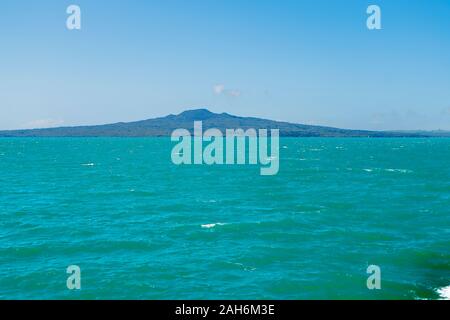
[{"left": 0, "top": 0, "right": 449, "bottom": 131}]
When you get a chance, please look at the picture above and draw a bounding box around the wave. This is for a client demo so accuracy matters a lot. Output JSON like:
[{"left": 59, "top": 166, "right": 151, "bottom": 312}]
[
  {"left": 437, "top": 286, "right": 450, "bottom": 300},
  {"left": 385, "top": 168, "right": 412, "bottom": 173},
  {"left": 362, "top": 168, "right": 412, "bottom": 173},
  {"left": 201, "top": 222, "right": 227, "bottom": 229}
]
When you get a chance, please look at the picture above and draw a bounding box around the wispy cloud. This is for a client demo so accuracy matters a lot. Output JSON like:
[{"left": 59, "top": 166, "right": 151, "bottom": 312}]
[
  {"left": 213, "top": 84, "right": 225, "bottom": 95},
  {"left": 213, "top": 84, "right": 241, "bottom": 97},
  {"left": 228, "top": 90, "right": 241, "bottom": 97}
]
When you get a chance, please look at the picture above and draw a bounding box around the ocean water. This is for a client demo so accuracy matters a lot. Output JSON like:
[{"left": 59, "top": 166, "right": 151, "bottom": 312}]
[{"left": 0, "top": 137, "right": 449, "bottom": 300}]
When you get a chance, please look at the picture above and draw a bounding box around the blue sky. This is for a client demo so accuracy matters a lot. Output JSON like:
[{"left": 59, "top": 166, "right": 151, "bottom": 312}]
[{"left": 1, "top": 0, "right": 449, "bottom": 130}]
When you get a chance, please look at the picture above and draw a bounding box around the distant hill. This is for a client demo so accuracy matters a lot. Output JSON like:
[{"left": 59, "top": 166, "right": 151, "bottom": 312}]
[{"left": 0, "top": 109, "right": 448, "bottom": 137}]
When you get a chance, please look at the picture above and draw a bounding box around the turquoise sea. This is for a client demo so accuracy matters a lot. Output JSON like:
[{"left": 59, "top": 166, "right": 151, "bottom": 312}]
[{"left": 0, "top": 138, "right": 449, "bottom": 299}]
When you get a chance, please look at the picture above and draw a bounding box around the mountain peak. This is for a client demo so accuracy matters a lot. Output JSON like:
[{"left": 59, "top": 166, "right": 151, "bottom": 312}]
[{"left": 177, "top": 109, "right": 216, "bottom": 120}]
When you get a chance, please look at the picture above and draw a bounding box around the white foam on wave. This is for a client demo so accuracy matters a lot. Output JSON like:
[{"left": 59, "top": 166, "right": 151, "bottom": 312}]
[
  {"left": 228, "top": 262, "right": 257, "bottom": 271},
  {"left": 385, "top": 168, "right": 412, "bottom": 173},
  {"left": 363, "top": 168, "right": 373, "bottom": 172},
  {"left": 201, "top": 222, "right": 227, "bottom": 229},
  {"left": 437, "top": 286, "right": 450, "bottom": 300},
  {"left": 81, "top": 163, "right": 95, "bottom": 166},
  {"left": 198, "top": 199, "right": 217, "bottom": 204}
]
